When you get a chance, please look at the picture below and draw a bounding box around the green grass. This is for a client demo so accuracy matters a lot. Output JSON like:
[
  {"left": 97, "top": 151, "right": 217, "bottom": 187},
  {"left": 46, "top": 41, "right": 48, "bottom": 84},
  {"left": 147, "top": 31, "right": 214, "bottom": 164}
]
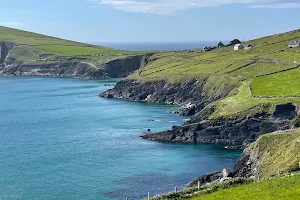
[
  {"left": 35, "top": 44, "right": 142, "bottom": 56},
  {"left": 251, "top": 67, "right": 300, "bottom": 97},
  {"left": 229, "top": 62, "right": 294, "bottom": 78},
  {"left": 249, "top": 129, "right": 300, "bottom": 179},
  {"left": 10, "top": 45, "right": 45, "bottom": 63},
  {"left": 191, "top": 174, "right": 300, "bottom": 200},
  {"left": 128, "top": 29, "right": 300, "bottom": 84},
  {"left": 126, "top": 29, "right": 300, "bottom": 119},
  {"left": 207, "top": 80, "right": 300, "bottom": 119},
  {"left": 0, "top": 26, "right": 86, "bottom": 46},
  {"left": 0, "top": 26, "right": 149, "bottom": 56}
]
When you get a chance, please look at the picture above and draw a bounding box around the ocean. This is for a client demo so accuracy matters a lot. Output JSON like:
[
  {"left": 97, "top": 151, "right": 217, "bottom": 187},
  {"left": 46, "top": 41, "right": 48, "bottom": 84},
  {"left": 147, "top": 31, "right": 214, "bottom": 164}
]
[
  {"left": 92, "top": 41, "right": 221, "bottom": 51},
  {"left": 0, "top": 76, "right": 241, "bottom": 200}
]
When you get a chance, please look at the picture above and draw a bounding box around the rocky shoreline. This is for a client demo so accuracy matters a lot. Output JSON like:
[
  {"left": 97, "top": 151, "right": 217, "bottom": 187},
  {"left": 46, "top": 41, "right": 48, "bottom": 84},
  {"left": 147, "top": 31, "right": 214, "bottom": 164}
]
[
  {"left": 100, "top": 78, "right": 298, "bottom": 184},
  {"left": 100, "top": 79, "right": 293, "bottom": 148}
]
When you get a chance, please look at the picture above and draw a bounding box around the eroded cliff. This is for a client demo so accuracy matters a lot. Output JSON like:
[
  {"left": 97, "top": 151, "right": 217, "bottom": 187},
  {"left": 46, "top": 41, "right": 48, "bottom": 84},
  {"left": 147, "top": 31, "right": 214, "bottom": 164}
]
[{"left": 0, "top": 41, "right": 151, "bottom": 79}]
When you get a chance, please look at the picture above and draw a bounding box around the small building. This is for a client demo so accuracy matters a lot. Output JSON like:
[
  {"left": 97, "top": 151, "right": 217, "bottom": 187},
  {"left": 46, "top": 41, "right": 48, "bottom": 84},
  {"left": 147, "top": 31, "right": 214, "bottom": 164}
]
[
  {"left": 234, "top": 44, "right": 243, "bottom": 51},
  {"left": 228, "top": 39, "right": 242, "bottom": 46},
  {"left": 244, "top": 44, "right": 253, "bottom": 50},
  {"left": 203, "top": 46, "right": 212, "bottom": 52},
  {"left": 288, "top": 41, "right": 300, "bottom": 48},
  {"left": 218, "top": 41, "right": 224, "bottom": 48}
]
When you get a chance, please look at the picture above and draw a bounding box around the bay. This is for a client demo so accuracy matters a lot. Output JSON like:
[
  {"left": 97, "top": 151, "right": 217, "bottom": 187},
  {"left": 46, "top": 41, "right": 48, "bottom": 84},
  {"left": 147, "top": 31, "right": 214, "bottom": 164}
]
[{"left": 0, "top": 76, "right": 241, "bottom": 200}]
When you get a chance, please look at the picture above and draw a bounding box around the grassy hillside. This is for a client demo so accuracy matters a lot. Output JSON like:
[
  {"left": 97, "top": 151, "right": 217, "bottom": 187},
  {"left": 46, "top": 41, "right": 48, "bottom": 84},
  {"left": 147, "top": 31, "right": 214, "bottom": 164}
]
[
  {"left": 149, "top": 174, "right": 300, "bottom": 200},
  {"left": 190, "top": 174, "right": 300, "bottom": 200},
  {"left": 0, "top": 26, "right": 149, "bottom": 68},
  {"left": 248, "top": 129, "right": 300, "bottom": 179},
  {"left": 0, "top": 26, "right": 87, "bottom": 46},
  {"left": 126, "top": 29, "right": 300, "bottom": 119},
  {"left": 0, "top": 26, "right": 148, "bottom": 56}
]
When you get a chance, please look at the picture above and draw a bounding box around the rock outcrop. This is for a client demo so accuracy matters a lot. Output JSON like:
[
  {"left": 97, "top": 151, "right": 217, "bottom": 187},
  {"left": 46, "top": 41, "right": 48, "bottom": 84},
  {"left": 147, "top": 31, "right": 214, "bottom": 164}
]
[
  {"left": 0, "top": 41, "right": 15, "bottom": 66},
  {"left": 101, "top": 79, "right": 294, "bottom": 148},
  {"left": 142, "top": 114, "right": 291, "bottom": 148},
  {"left": 100, "top": 76, "right": 238, "bottom": 116}
]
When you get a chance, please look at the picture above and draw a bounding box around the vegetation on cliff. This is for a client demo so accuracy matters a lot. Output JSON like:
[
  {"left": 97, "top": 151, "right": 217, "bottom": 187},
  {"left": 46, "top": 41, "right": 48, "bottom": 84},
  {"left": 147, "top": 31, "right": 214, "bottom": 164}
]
[
  {"left": 0, "top": 26, "right": 151, "bottom": 78},
  {"left": 246, "top": 129, "right": 300, "bottom": 179},
  {"left": 148, "top": 129, "right": 300, "bottom": 199},
  {"left": 148, "top": 174, "right": 300, "bottom": 200}
]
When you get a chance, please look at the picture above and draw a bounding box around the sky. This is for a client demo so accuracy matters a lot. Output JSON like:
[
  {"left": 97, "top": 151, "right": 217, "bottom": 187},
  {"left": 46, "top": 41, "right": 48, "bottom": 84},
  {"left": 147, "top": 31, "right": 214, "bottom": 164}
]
[{"left": 0, "top": 0, "right": 299, "bottom": 43}]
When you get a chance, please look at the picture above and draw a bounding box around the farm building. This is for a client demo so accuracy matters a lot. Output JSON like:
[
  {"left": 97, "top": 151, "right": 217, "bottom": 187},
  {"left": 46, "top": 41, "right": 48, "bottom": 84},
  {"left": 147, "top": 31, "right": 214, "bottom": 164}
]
[
  {"left": 218, "top": 41, "right": 224, "bottom": 48},
  {"left": 203, "top": 46, "right": 212, "bottom": 52},
  {"left": 234, "top": 44, "right": 243, "bottom": 50},
  {"left": 244, "top": 44, "right": 253, "bottom": 50},
  {"left": 288, "top": 41, "right": 300, "bottom": 48}
]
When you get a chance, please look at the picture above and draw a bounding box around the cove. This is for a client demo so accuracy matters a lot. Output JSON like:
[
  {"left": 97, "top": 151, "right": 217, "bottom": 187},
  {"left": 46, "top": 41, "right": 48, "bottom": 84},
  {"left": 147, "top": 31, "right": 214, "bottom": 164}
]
[{"left": 0, "top": 76, "right": 241, "bottom": 200}]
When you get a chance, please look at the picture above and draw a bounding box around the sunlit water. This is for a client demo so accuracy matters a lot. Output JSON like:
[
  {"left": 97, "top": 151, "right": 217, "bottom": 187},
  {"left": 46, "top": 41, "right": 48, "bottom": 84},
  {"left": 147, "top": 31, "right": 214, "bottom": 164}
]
[{"left": 0, "top": 76, "right": 241, "bottom": 200}]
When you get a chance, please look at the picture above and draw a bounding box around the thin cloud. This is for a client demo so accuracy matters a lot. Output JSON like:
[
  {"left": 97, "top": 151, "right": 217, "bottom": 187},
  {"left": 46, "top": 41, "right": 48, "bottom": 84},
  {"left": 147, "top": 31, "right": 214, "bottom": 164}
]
[
  {"left": 251, "top": 2, "right": 300, "bottom": 8},
  {"left": 0, "top": 21, "right": 24, "bottom": 27},
  {"left": 88, "top": 0, "right": 300, "bottom": 14}
]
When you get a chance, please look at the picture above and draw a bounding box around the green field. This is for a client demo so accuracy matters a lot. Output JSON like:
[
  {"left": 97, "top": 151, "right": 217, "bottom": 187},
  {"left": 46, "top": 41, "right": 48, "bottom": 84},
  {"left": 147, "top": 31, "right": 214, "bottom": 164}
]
[
  {"left": 191, "top": 174, "right": 300, "bottom": 200},
  {"left": 35, "top": 44, "right": 145, "bottom": 55},
  {"left": 0, "top": 26, "right": 86, "bottom": 46},
  {"left": 0, "top": 26, "right": 152, "bottom": 68},
  {"left": 251, "top": 67, "right": 300, "bottom": 97},
  {"left": 0, "top": 26, "right": 148, "bottom": 57}
]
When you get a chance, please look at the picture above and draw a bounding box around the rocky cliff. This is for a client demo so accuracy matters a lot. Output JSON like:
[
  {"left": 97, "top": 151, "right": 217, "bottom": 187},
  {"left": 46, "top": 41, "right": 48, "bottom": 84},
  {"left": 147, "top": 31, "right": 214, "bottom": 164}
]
[
  {"left": 142, "top": 114, "right": 291, "bottom": 148},
  {"left": 100, "top": 75, "right": 239, "bottom": 116},
  {"left": 0, "top": 41, "right": 151, "bottom": 79},
  {"left": 101, "top": 78, "right": 294, "bottom": 148}
]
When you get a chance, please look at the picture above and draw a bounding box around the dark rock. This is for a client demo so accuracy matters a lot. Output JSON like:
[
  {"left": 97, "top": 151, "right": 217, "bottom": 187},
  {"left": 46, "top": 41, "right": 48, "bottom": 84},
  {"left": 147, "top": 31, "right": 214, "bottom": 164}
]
[
  {"left": 142, "top": 115, "right": 291, "bottom": 147},
  {"left": 187, "top": 172, "right": 223, "bottom": 187},
  {"left": 273, "top": 103, "right": 297, "bottom": 120}
]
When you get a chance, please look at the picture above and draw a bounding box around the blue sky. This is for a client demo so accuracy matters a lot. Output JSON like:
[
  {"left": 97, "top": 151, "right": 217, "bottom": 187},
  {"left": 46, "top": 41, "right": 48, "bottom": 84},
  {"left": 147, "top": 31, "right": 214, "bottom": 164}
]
[{"left": 0, "top": 0, "right": 299, "bottom": 43}]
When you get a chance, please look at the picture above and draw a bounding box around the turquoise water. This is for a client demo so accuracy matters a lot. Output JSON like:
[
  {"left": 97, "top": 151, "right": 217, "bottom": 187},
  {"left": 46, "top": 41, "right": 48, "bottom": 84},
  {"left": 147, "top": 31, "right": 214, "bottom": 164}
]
[{"left": 0, "top": 76, "right": 241, "bottom": 200}]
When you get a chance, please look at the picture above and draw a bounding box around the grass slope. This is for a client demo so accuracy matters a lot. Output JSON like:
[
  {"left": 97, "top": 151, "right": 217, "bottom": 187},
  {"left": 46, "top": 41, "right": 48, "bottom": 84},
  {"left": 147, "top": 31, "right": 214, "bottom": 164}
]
[
  {"left": 127, "top": 28, "right": 300, "bottom": 119},
  {"left": 0, "top": 26, "right": 147, "bottom": 56},
  {"left": 0, "top": 26, "right": 151, "bottom": 68},
  {"left": 249, "top": 129, "right": 300, "bottom": 179},
  {"left": 191, "top": 174, "right": 300, "bottom": 200},
  {"left": 0, "top": 26, "right": 86, "bottom": 46}
]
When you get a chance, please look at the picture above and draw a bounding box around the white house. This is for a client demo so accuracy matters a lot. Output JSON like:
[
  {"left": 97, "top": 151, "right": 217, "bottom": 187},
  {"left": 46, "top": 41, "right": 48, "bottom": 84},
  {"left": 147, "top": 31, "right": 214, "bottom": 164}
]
[
  {"left": 288, "top": 41, "right": 300, "bottom": 48},
  {"left": 234, "top": 44, "right": 243, "bottom": 50}
]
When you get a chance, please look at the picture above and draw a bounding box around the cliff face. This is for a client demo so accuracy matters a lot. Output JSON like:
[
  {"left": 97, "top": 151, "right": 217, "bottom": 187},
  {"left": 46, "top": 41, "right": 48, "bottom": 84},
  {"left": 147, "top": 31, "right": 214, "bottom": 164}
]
[
  {"left": 0, "top": 42, "right": 150, "bottom": 79},
  {"left": 142, "top": 115, "right": 291, "bottom": 148},
  {"left": 0, "top": 41, "right": 15, "bottom": 65},
  {"left": 101, "top": 79, "right": 293, "bottom": 148},
  {"left": 100, "top": 76, "right": 238, "bottom": 116},
  {"left": 233, "top": 129, "right": 300, "bottom": 179}
]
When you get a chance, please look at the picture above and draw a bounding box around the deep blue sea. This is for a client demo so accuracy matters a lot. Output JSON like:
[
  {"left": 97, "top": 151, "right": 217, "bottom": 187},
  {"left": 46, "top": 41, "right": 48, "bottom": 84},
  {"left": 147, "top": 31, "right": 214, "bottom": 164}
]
[
  {"left": 0, "top": 76, "right": 241, "bottom": 200},
  {"left": 93, "top": 41, "right": 221, "bottom": 51}
]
